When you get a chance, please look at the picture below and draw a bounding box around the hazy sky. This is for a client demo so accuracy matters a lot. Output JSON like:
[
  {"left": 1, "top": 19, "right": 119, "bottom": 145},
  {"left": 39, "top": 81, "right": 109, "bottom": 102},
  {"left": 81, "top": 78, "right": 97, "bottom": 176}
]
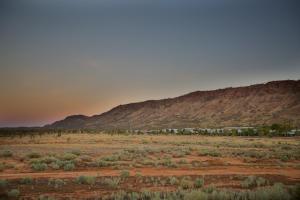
[{"left": 0, "top": 0, "right": 299, "bottom": 127}]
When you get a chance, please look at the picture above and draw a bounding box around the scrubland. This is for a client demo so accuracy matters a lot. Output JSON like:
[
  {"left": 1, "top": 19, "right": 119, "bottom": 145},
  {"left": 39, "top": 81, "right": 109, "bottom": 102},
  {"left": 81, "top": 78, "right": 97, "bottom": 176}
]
[{"left": 0, "top": 133, "right": 299, "bottom": 199}]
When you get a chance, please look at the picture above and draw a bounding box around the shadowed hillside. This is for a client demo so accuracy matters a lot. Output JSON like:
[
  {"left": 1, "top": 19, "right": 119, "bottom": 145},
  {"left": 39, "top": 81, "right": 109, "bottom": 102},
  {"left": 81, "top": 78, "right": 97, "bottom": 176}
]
[{"left": 47, "top": 80, "right": 300, "bottom": 129}]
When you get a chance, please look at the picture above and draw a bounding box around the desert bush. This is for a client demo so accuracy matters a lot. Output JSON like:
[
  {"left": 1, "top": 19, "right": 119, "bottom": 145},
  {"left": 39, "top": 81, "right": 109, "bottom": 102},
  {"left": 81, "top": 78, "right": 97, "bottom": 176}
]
[
  {"left": 0, "top": 163, "right": 4, "bottom": 171},
  {"left": 0, "top": 150, "right": 13, "bottom": 157},
  {"left": 203, "top": 184, "right": 216, "bottom": 193},
  {"left": 178, "top": 159, "right": 188, "bottom": 164},
  {"left": 48, "top": 178, "right": 66, "bottom": 188},
  {"left": 291, "top": 184, "right": 300, "bottom": 200},
  {"left": 80, "top": 155, "right": 92, "bottom": 162},
  {"left": 27, "top": 152, "right": 41, "bottom": 158},
  {"left": 61, "top": 153, "right": 77, "bottom": 161},
  {"left": 194, "top": 178, "right": 205, "bottom": 188},
  {"left": 70, "top": 149, "right": 81, "bottom": 156},
  {"left": 0, "top": 179, "right": 7, "bottom": 188},
  {"left": 7, "top": 189, "right": 20, "bottom": 198},
  {"left": 280, "top": 155, "right": 289, "bottom": 162},
  {"left": 241, "top": 176, "right": 268, "bottom": 188},
  {"left": 210, "top": 190, "right": 231, "bottom": 200},
  {"left": 169, "top": 177, "right": 179, "bottom": 185},
  {"left": 31, "top": 163, "right": 47, "bottom": 171},
  {"left": 180, "top": 179, "right": 194, "bottom": 189},
  {"left": 199, "top": 149, "right": 221, "bottom": 157},
  {"left": 256, "top": 177, "right": 268, "bottom": 187},
  {"left": 75, "top": 176, "right": 96, "bottom": 185},
  {"left": 250, "top": 183, "right": 291, "bottom": 200},
  {"left": 135, "top": 172, "right": 142, "bottom": 178},
  {"left": 38, "top": 195, "right": 56, "bottom": 200},
  {"left": 63, "top": 163, "right": 75, "bottom": 171},
  {"left": 49, "top": 162, "right": 60, "bottom": 170},
  {"left": 41, "top": 156, "right": 58, "bottom": 164},
  {"left": 20, "top": 177, "right": 33, "bottom": 184},
  {"left": 103, "top": 177, "right": 121, "bottom": 189},
  {"left": 184, "top": 190, "right": 208, "bottom": 200},
  {"left": 102, "top": 155, "right": 120, "bottom": 162},
  {"left": 120, "top": 170, "right": 130, "bottom": 178}
]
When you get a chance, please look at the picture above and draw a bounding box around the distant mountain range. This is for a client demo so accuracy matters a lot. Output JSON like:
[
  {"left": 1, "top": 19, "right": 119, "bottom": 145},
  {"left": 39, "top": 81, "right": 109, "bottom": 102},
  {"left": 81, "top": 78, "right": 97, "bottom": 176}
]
[{"left": 46, "top": 80, "right": 300, "bottom": 129}]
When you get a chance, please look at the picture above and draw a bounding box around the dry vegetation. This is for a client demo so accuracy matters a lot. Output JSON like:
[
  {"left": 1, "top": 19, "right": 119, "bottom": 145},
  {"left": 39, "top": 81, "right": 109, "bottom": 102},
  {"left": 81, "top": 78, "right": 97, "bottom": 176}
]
[{"left": 0, "top": 133, "right": 300, "bottom": 199}]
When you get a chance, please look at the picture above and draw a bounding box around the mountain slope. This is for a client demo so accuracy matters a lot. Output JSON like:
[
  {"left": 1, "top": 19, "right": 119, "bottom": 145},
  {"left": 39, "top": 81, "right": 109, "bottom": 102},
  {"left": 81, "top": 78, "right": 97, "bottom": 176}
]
[{"left": 47, "top": 80, "right": 300, "bottom": 129}]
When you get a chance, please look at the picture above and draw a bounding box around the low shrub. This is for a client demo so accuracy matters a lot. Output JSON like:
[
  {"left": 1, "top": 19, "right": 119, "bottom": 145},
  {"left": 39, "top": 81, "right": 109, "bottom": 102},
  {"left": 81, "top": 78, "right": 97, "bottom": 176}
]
[
  {"left": 241, "top": 176, "right": 268, "bottom": 188},
  {"left": 103, "top": 177, "right": 121, "bottom": 189},
  {"left": 63, "top": 163, "right": 75, "bottom": 171},
  {"left": 27, "top": 152, "right": 41, "bottom": 158},
  {"left": 20, "top": 177, "right": 33, "bottom": 184},
  {"left": 7, "top": 189, "right": 20, "bottom": 198},
  {"left": 102, "top": 155, "right": 120, "bottom": 162},
  {"left": 75, "top": 176, "right": 96, "bottom": 185},
  {"left": 48, "top": 178, "right": 66, "bottom": 188},
  {"left": 61, "top": 153, "right": 77, "bottom": 161},
  {"left": 0, "top": 163, "right": 4, "bottom": 171},
  {"left": 0, "top": 150, "right": 13, "bottom": 157},
  {"left": 97, "top": 160, "right": 111, "bottom": 167},
  {"left": 70, "top": 149, "right": 81, "bottom": 156},
  {"left": 49, "top": 162, "right": 60, "bottom": 170},
  {"left": 80, "top": 155, "right": 92, "bottom": 162},
  {"left": 31, "top": 163, "right": 47, "bottom": 171},
  {"left": 169, "top": 177, "right": 179, "bottom": 185},
  {"left": 120, "top": 170, "right": 130, "bottom": 178},
  {"left": 0, "top": 179, "right": 7, "bottom": 188},
  {"left": 194, "top": 178, "right": 204, "bottom": 188},
  {"left": 41, "top": 156, "right": 58, "bottom": 164},
  {"left": 38, "top": 195, "right": 57, "bottom": 200},
  {"left": 180, "top": 179, "right": 194, "bottom": 189},
  {"left": 184, "top": 190, "right": 208, "bottom": 200}
]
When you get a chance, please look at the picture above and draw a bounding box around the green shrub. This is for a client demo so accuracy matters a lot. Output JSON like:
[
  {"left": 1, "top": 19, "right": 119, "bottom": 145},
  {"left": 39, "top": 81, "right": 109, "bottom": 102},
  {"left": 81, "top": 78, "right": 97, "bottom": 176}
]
[
  {"left": 31, "top": 163, "right": 47, "bottom": 171},
  {"left": 135, "top": 172, "right": 142, "bottom": 178},
  {"left": 70, "top": 149, "right": 81, "bottom": 156},
  {"left": 63, "top": 163, "right": 75, "bottom": 171},
  {"left": 256, "top": 177, "right": 268, "bottom": 187},
  {"left": 169, "top": 177, "right": 179, "bottom": 185},
  {"left": 7, "top": 189, "right": 20, "bottom": 198},
  {"left": 0, "top": 179, "right": 7, "bottom": 188},
  {"left": 0, "top": 163, "right": 4, "bottom": 171},
  {"left": 49, "top": 162, "right": 60, "bottom": 170},
  {"left": 180, "top": 179, "right": 194, "bottom": 189},
  {"left": 103, "top": 177, "right": 120, "bottom": 189},
  {"left": 120, "top": 170, "right": 130, "bottom": 178},
  {"left": 27, "top": 152, "right": 41, "bottom": 158},
  {"left": 48, "top": 178, "right": 66, "bottom": 188},
  {"left": 199, "top": 149, "right": 221, "bottom": 157},
  {"left": 75, "top": 176, "right": 96, "bottom": 185},
  {"left": 203, "top": 184, "right": 216, "bottom": 193},
  {"left": 241, "top": 176, "right": 268, "bottom": 188},
  {"left": 20, "top": 177, "right": 33, "bottom": 184},
  {"left": 251, "top": 183, "right": 291, "bottom": 200},
  {"left": 80, "top": 155, "right": 92, "bottom": 162},
  {"left": 41, "top": 156, "right": 58, "bottom": 164},
  {"left": 194, "top": 178, "right": 204, "bottom": 188},
  {"left": 61, "top": 153, "right": 77, "bottom": 161},
  {"left": 102, "top": 155, "right": 120, "bottom": 162},
  {"left": 0, "top": 150, "right": 13, "bottom": 157},
  {"left": 280, "top": 155, "right": 289, "bottom": 162},
  {"left": 97, "top": 160, "right": 111, "bottom": 167},
  {"left": 184, "top": 190, "right": 208, "bottom": 200}
]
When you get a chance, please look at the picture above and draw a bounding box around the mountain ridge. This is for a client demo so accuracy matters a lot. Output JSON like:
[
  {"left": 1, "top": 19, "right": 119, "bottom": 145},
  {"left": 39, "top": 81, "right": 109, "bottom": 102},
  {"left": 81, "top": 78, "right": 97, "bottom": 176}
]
[{"left": 46, "top": 80, "right": 300, "bottom": 129}]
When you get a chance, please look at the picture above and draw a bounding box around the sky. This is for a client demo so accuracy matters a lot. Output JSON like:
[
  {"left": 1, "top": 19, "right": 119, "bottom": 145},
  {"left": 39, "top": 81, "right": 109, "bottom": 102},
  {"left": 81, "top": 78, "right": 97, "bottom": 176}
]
[{"left": 0, "top": 0, "right": 299, "bottom": 127}]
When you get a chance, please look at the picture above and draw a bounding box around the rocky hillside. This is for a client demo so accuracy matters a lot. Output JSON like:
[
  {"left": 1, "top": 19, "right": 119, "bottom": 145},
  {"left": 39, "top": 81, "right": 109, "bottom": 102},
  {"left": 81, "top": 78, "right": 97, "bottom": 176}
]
[{"left": 47, "top": 80, "right": 300, "bottom": 129}]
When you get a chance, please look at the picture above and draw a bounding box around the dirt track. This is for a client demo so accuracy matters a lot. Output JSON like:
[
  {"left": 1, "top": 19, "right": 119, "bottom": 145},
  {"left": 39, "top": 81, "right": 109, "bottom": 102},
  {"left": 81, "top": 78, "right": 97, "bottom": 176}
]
[{"left": 1, "top": 166, "right": 299, "bottom": 181}]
